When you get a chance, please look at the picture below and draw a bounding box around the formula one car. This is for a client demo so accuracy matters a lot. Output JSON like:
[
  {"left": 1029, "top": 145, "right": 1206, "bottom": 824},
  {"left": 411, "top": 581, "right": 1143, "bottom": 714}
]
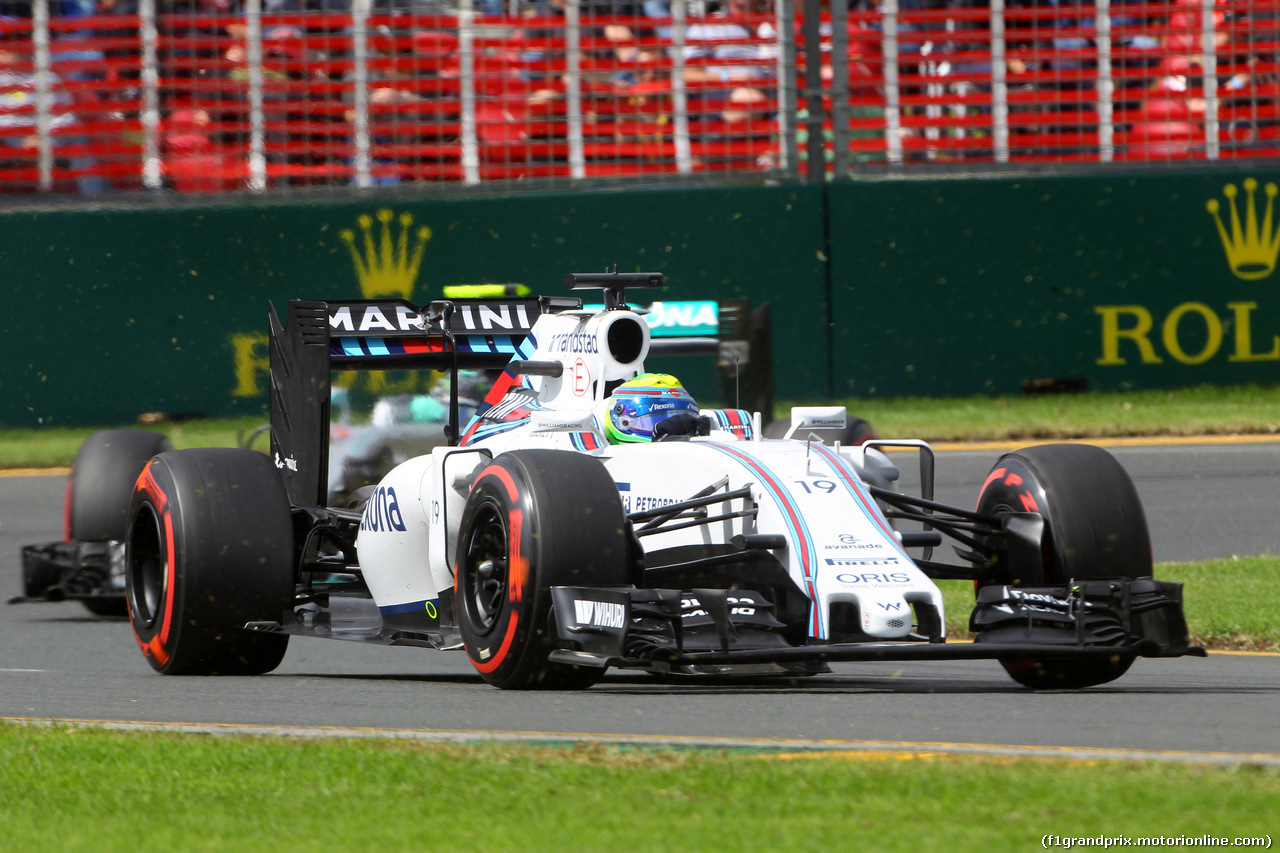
[
  {"left": 121, "top": 271, "right": 1201, "bottom": 690},
  {"left": 14, "top": 429, "right": 171, "bottom": 617},
  {"left": 325, "top": 377, "right": 486, "bottom": 505}
]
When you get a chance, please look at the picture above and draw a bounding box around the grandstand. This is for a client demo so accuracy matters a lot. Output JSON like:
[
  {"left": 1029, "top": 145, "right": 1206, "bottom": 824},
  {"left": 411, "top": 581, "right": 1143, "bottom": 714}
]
[{"left": 1, "top": 0, "right": 1277, "bottom": 195}]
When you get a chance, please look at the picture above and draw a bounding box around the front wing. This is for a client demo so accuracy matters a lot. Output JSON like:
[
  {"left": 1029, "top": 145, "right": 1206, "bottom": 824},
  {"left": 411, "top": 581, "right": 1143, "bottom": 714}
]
[
  {"left": 546, "top": 578, "right": 1205, "bottom": 671},
  {"left": 11, "top": 540, "right": 124, "bottom": 606}
]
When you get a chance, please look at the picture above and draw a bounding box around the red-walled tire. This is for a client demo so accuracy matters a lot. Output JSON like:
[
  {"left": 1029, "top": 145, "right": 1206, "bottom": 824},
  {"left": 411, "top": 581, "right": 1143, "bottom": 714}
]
[
  {"left": 975, "top": 443, "right": 1152, "bottom": 689},
  {"left": 66, "top": 429, "right": 172, "bottom": 618},
  {"left": 126, "top": 448, "right": 294, "bottom": 675},
  {"left": 456, "top": 450, "right": 629, "bottom": 690}
]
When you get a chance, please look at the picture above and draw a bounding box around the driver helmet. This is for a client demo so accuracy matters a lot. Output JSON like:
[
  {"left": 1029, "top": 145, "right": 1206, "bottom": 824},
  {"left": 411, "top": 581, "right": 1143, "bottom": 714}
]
[{"left": 605, "top": 373, "right": 700, "bottom": 444}]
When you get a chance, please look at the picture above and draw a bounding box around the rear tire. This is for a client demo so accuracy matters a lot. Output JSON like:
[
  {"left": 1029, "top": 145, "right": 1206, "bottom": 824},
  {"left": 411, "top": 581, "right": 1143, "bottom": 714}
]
[
  {"left": 67, "top": 429, "right": 172, "bottom": 617},
  {"left": 82, "top": 597, "right": 128, "bottom": 618},
  {"left": 69, "top": 429, "right": 173, "bottom": 542},
  {"left": 456, "top": 450, "right": 629, "bottom": 689},
  {"left": 975, "top": 443, "right": 1150, "bottom": 689},
  {"left": 126, "top": 448, "right": 294, "bottom": 675}
]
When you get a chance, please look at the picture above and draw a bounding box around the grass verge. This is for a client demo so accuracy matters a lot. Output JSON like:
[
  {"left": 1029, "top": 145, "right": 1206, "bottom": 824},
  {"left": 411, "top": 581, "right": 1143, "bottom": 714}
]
[
  {"left": 795, "top": 383, "right": 1280, "bottom": 443},
  {"left": 1155, "top": 557, "right": 1280, "bottom": 650},
  {"left": 0, "top": 416, "right": 270, "bottom": 469},
  {"left": 1, "top": 724, "right": 1276, "bottom": 853}
]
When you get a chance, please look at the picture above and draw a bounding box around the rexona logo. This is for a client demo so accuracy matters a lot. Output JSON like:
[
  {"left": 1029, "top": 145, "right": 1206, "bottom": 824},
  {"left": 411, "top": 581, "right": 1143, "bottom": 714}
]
[
  {"left": 1093, "top": 178, "right": 1280, "bottom": 368},
  {"left": 582, "top": 300, "right": 719, "bottom": 337},
  {"left": 645, "top": 300, "right": 719, "bottom": 337},
  {"left": 1207, "top": 178, "right": 1280, "bottom": 281},
  {"left": 360, "top": 486, "right": 407, "bottom": 533},
  {"left": 574, "top": 599, "right": 626, "bottom": 629}
]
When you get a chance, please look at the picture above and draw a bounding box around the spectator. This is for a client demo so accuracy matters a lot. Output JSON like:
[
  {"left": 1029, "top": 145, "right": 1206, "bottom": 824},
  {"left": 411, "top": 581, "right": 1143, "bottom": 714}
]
[
  {"left": 342, "top": 29, "right": 428, "bottom": 185},
  {"left": 163, "top": 105, "right": 247, "bottom": 190},
  {"left": 680, "top": 0, "right": 776, "bottom": 121},
  {"left": 522, "top": 0, "right": 653, "bottom": 66},
  {"left": 1147, "top": 0, "right": 1246, "bottom": 117},
  {"left": 160, "top": 0, "right": 242, "bottom": 95},
  {"left": 52, "top": 0, "right": 106, "bottom": 84},
  {"left": 1003, "top": 0, "right": 1161, "bottom": 81},
  {"left": 682, "top": 0, "right": 774, "bottom": 83},
  {"left": 1, "top": 29, "right": 106, "bottom": 191},
  {"left": 1, "top": 31, "right": 68, "bottom": 154},
  {"left": 521, "top": 0, "right": 662, "bottom": 109}
]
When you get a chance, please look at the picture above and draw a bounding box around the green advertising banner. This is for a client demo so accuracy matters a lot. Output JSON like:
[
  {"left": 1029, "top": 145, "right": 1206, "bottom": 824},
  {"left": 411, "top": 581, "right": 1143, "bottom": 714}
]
[
  {"left": 828, "top": 172, "right": 1280, "bottom": 397},
  {"left": 6, "top": 169, "right": 1280, "bottom": 428},
  {"left": 0, "top": 186, "right": 825, "bottom": 427}
]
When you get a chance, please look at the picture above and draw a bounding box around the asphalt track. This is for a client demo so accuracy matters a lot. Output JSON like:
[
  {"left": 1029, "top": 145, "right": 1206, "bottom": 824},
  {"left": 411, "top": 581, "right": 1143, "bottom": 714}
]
[{"left": 3, "top": 439, "right": 1279, "bottom": 763}]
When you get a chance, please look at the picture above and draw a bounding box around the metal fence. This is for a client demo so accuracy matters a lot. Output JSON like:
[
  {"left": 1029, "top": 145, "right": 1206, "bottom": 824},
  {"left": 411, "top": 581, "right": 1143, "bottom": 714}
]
[{"left": 2, "top": 0, "right": 1278, "bottom": 195}]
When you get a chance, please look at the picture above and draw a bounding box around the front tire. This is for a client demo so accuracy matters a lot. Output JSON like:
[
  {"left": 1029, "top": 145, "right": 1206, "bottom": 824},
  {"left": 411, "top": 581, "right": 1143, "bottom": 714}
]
[
  {"left": 126, "top": 448, "right": 294, "bottom": 675},
  {"left": 975, "top": 443, "right": 1151, "bottom": 689},
  {"left": 456, "top": 450, "right": 629, "bottom": 689}
]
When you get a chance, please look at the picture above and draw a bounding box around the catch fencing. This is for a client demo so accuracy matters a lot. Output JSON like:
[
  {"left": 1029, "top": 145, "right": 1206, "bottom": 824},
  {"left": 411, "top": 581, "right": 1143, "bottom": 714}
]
[{"left": 2, "top": 0, "right": 1279, "bottom": 195}]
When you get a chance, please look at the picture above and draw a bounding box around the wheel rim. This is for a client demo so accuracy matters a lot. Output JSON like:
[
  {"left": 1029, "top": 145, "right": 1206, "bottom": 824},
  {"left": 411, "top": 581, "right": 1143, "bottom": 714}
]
[
  {"left": 128, "top": 502, "right": 167, "bottom": 628},
  {"left": 463, "top": 500, "right": 509, "bottom": 637}
]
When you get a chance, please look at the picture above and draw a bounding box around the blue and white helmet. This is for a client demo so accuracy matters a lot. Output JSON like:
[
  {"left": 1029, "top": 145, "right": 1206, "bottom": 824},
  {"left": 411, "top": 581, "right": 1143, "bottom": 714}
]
[{"left": 605, "top": 373, "right": 700, "bottom": 444}]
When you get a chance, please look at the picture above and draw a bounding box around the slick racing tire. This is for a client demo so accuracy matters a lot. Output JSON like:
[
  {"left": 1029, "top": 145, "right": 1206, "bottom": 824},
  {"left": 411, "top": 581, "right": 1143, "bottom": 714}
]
[
  {"left": 456, "top": 450, "right": 629, "bottom": 690},
  {"left": 126, "top": 448, "right": 294, "bottom": 675},
  {"left": 763, "top": 415, "right": 875, "bottom": 446},
  {"left": 975, "top": 443, "right": 1152, "bottom": 690},
  {"left": 67, "top": 429, "right": 173, "bottom": 617}
]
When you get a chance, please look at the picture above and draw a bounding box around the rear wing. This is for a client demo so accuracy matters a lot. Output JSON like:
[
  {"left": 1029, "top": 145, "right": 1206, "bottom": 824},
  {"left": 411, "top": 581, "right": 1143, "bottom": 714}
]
[
  {"left": 268, "top": 295, "right": 579, "bottom": 508},
  {"left": 268, "top": 285, "right": 774, "bottom": 509}
]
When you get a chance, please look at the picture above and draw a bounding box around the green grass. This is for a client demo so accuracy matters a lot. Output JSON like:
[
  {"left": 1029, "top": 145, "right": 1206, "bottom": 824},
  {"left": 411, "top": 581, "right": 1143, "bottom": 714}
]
[
  {"left": 1158, "top": 557, "right": 1280, "bottom": 650},
  {"left": 1, "top": 724, "right": 1276, "bottom": 853},
  {"left": 794, "top": 383, "right": 1280, "bottom": 444},
  {"left": 0, "top": 416, "right": 270, "bottom": 469}
]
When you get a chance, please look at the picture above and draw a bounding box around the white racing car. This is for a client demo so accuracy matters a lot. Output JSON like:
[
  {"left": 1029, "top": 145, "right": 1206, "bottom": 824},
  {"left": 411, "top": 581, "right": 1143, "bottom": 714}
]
[{"left": 122, "top": 271, "right": 1202, "bottom": 689}]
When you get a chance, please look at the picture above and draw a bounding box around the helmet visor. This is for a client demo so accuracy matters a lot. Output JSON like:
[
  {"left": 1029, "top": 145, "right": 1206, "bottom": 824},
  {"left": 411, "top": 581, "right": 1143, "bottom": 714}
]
[{"left": 611, "top": 397, "right": 699, "bottom": 441}]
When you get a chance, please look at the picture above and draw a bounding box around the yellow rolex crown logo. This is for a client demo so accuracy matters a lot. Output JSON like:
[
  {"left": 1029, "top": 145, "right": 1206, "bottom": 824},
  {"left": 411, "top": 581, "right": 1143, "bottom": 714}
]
[
  {"left": 340, "top": 208, "right": 432, "bottom": 300},
  {"left": 1206, "top": 178, "right": 1280, "bottom": 281}
]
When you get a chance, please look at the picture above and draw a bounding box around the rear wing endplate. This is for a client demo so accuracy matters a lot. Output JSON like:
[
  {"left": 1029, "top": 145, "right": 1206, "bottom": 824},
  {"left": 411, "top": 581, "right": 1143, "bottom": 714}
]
[{"left": 268, "top": 296, "right": 576, "bottom": 508}]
